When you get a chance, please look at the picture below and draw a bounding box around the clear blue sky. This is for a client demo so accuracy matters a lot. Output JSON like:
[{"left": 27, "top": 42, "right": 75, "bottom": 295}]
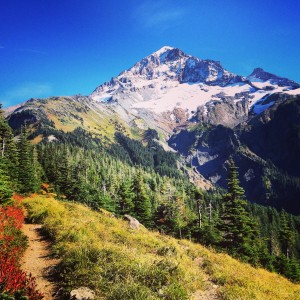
[{"left": 1, "top": 0, "right": 300, "bottom": 107}]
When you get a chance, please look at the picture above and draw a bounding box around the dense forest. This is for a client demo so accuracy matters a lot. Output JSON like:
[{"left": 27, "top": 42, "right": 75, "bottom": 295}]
[{"left": 1, "top": 104, "right": 300, "bottom": 286}]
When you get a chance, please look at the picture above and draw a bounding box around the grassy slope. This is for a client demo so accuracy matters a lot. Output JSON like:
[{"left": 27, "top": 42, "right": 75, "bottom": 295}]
[
  {"left": 23, "top": 195, "right": 300, "bottom": 300},
  {"left": 18, "top": 96, "right": 134, "bottom": 141}
]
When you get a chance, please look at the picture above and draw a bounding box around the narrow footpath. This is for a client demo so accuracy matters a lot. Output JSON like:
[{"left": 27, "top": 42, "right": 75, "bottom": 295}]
[
  {"left": 21, "top": 223, "right": 60, "bottom": 300},
  {"left": 192, "top": 257, "right": 220, "bottom": 300}
]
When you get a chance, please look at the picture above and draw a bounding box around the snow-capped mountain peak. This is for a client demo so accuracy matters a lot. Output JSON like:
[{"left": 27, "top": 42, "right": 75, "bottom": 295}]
[
  {"left": 153, "top": 45, "right": 175, "bottom": 56},
  {"left": 248, "top": 67, "right": 300, "bottom": 88},
  {"left": 90, "top": 47, "right": 300, "bottom": 132},
  {"left": 248, "top": 67, "right": 282, "bottom": 82}
]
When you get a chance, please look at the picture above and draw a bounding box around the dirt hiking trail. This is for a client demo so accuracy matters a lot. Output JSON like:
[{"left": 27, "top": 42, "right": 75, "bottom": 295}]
[{"left": 21, "top": 223, "right": 60, "bottom": 300}]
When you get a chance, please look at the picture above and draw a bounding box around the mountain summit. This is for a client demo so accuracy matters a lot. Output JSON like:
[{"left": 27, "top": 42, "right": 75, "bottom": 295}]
[
  {"left": 90, "top": 46, "right": 300, "bottom": 131},
  {"left": 248, "top": 67, "right": 299, "bottom": 87}
]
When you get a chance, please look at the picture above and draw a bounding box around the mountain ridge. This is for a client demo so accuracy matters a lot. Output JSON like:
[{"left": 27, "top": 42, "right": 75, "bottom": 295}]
[
  {"left": 4, "top": 46, "right": 300, "bottom": 213},
  {"left": 90, "top": 46, "right": 300, "bottom": 134}
]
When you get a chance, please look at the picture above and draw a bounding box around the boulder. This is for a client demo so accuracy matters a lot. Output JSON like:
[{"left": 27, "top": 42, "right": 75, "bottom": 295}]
[{"left": 124, "top": 214, "right": 143, "bottom": 229}]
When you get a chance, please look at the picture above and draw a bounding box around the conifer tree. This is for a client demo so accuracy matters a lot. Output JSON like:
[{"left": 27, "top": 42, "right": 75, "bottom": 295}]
[
  {"left": 132, "top": 172, "right": 152, "bottom": 227},
  {"left": 0, "top": 104, "right": 18, "bottom": 190},
  {"left": 56, "top": 147, "right": 73, "bottom": 196},
  {"left": 117, "top": 180, "right": 135, "bottom": 215},
  {"left": 218, "top": 158, "right": 257, "bottom": 259},
  {"left": 0, "top": 159, "right": 13, "bottom": 205},
  {"left": 31, "top": 146, "right": 43, "bottom": 191},
  {"left": 279, "top": 210, "right": 295, "bottom": 258},
  {"left": 17, "top": 126, "right": 36, "bottom": 193}
]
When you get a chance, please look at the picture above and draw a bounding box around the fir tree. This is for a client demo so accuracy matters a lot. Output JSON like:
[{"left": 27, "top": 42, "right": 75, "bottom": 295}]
[
  {"left": 0, "top": 104, "right": 18, "bottom": 190},
  {"left": 132, "top": 172, "right": 152, "bottom": 227},
  {"left": 17, "top": 127, "right": 36, "bottom": 194},
  {"left": 0, "top": 159, "right": 13, "bottom": 205},
  {"left": 279, "top": 210, "right": 295, "bottom": 258},
  {"left": 117, "top": 180, "right": 135, "bottom": 215},
  {"left": 0, "top": 105, "right": 15, "bottom": 204},
  {"left": 218, "top": 159, "right": 257, "bottom": 260}
]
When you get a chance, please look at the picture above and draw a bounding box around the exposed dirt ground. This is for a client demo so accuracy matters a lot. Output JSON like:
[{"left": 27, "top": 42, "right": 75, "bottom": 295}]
[
  {"left": 191, "top": 257, "right": 220, "bottom": 300},
  {"left": 21, "top": 223, "right": 60, "bottom": 300}
]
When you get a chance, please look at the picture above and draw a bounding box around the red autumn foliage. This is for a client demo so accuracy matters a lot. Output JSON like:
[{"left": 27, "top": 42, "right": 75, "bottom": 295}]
[
  {"left": 12, "top": 193, "right": 25, "bottom": 205},
  {"left": 0, "top": 205, "right": 44, "bottom": 299},
  {"left": 1, "top": 205, "right": 25, "bottom": 229}
]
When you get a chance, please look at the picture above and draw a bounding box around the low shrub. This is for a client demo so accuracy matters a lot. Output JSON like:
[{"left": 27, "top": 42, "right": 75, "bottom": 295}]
[{"left": 0, "top": 204, "right": 43, "bottom": 300}]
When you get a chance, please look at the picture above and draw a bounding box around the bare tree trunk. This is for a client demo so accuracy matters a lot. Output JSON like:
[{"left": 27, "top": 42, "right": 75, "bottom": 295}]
[
  {"left": 197, "top": 200, "right": 202, "bottom": 229},
  {"left": 209, "top": 200, "right": 212, "bottom": 224},
  {"left": 2, "top": 138, "right": 5, "bottom": 158}
]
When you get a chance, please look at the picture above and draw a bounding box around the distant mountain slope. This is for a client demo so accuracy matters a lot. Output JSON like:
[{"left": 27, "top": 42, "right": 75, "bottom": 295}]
[
  {"left": 6, "top": 95, "right": 133, "bottom": 142},
  {"left": 169, "top": 94, "right": 300, "bottom": 213}
]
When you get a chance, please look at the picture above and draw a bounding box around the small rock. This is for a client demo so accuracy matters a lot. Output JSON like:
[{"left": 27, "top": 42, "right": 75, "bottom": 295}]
[
  {"left": 70, "top": 287, "right": 95, "bottom": 300},
  {"left": 124, "top": 214, "right": 143, "bottom": 229},
  {"left": 158, "top": 288, "right": 164, "bottom": 297}
]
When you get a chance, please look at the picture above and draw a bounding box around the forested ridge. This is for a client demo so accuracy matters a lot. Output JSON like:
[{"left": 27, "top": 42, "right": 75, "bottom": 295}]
[{"left": 2, "top": 102, "right": 300, "bottom": 298}]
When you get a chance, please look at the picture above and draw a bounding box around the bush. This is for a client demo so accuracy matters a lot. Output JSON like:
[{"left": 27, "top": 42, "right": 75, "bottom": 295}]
[{"left": 0, "top": 205, "right": 43, "bottom": 299}]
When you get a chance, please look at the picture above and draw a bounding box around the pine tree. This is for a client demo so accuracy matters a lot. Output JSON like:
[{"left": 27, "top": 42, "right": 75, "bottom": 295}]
[
  {"left": 132, "top": 172, "right": 152, "bottom": 227},
  {"left": 279, "top": 210, "right": 295, "bottom": 258},
  {"left": 218, "top": 159, "right": 257, "bottom": 259},
  {"left": 31, "top": 146, "right": 43, "bottom": 191},
  {"left": 56, "top": 146, "right": 72, "bottom": 196},
  {"left": 0, "top": 104, "right": 19, "bottom": 203},
  {"left": 117, "top": 180, "right": 135, "bottom": 215},
  {"left": 0, "top": 104, "right": 18, "bottom": 192},
  {"left": 17, "top": 127, "right": 36, "bottom": 194},
  {"left": 0, "top": 159, "right": 13, "bottom": 205}
]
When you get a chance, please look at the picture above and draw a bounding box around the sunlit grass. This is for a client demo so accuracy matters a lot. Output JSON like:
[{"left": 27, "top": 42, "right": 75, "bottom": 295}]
[
  {"left": 31, "top": 134, "right": 44, "bottom": 144},
  {"left": 23, "top": 195, "right": 300, "bottom": 300}
]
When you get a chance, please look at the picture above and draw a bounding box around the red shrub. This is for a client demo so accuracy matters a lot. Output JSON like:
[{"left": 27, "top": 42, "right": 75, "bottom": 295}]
[
  {"left": 0, "top": 205, "right": 43, "bottom": 299},
  {"left": 12, "top": 194, "right": 25, "bottom": 204},
  {"left": 1, "top": 206, "right": 25, "bottom": 229}
]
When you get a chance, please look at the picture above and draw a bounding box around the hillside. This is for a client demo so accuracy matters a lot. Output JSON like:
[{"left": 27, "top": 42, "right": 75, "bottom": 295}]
[
  {"left": 23, "top": 195, "right": 300, "bottom": 300},
  {"left": 169, "top": 94, "right": 300, "bottom": 213}
]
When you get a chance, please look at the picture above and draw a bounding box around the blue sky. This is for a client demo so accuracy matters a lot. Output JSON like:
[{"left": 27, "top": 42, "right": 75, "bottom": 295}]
[{"left": 1, "top": 0, "right": 300, "bottom": 107}]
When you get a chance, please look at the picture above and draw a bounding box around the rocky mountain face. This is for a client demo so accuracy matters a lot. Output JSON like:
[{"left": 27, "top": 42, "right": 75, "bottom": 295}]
[
  {"left": 5, "top": 46, "right": 300, "bottom": 213},
  {"left": 91, "top": 46, "right": 300, "bottom": 133},
  {"left": 169, "top": 94, "right": 300, "bottom": 213},
  {"left": 248, "top": 68, "right": 300, "bottom": 88}
]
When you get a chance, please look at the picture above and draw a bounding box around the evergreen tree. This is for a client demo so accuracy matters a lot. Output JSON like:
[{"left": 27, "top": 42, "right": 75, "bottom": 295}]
[
  {"left": 279, "top": 210, "right": 295, "bottom": 258},
  {"left": 117, "top": 180, "right": 135, "bottom": 215},
  {"left": 132, "top": 172, "right": 152, "bottom": 227},
  {"left": 31, "top": 146, "right": 43, "bottom": 191},
  {"left": 0, "top": 159, "right": 13, "bottom": 205},
  {"left": 17, "top": 127, "right": 36, "bottom": 194},
  {"left": 0, "top": 104, "right": 18, "bottom": 191},
  {"left": 55, "top": 146, "right": 72, "bottom": 195},
  {"left": 0, "top": 105, "right": 19, "bottom": 204},
  {"left": 218, "top": 159, "right": 257, "bottom": 260}
]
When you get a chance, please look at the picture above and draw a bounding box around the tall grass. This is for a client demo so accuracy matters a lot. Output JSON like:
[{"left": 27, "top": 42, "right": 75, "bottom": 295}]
[{"left": 23, "top": 195, "right": 300, "bottom": 299}]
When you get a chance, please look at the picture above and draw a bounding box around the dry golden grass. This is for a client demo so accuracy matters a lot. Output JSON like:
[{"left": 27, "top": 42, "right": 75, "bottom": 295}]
[
  {"left": 23, "top": 195, "right": 300, "bottom": 300},
  {"left": 31, "top": 134, "right": 44, "bottom": 144}
]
